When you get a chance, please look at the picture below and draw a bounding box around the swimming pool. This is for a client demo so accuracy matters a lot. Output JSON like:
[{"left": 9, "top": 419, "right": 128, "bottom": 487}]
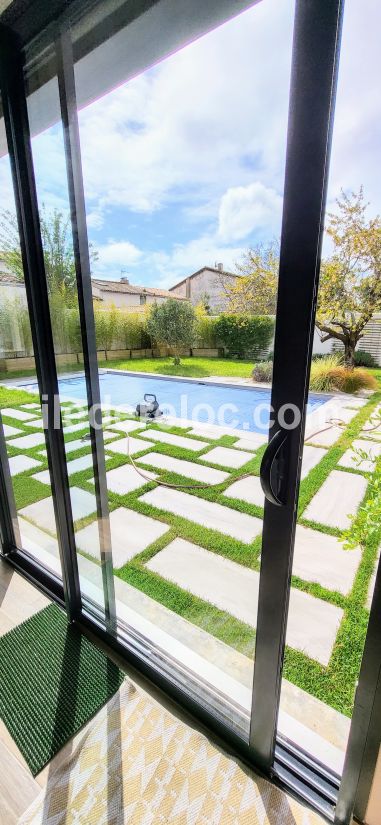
[{"left": 23, "top": 370, "right": 329, "bottom": 435}]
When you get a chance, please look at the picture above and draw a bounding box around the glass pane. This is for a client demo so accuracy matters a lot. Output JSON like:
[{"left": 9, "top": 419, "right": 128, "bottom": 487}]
[
  {"left": 71, "top": 0, "right": 294, "bottom": 739},
  {"left": 278, "top": 0, "right": 380, "bottom": 775},
  {"left": 0, "top": 96, "right": 62, "bottom": 581},
  {"left": 20, "top": 69, "right": 107, "bottom": 616}
]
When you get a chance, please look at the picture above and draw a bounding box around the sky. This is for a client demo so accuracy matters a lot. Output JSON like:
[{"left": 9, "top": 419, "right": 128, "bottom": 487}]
[{"left": 0, "top": 0, "right": 380, "bottom": 289}]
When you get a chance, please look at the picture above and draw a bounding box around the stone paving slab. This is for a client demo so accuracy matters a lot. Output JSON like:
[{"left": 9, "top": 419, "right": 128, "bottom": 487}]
[
  {"left": 62, "top": 410, "right": 89, "bottom": 420},
  {"left": 140, "top": 487, "right": 262, "bottom": 543},
  {"left": 304, "top": 469, "right": 367, "bottom": 529},
  {"left": 76, "top": 506, "right": 169, "bottom": 568},
  {"left": 7, "top": 432, "right": 46, "bottom": 450},
  {"left": 138, "top": 452, "right": 229, "bottom": 485},
  {"left": 32, "top": 453, "right": 100, "bottom": 484},
  {"left": 63, "top": 422, "right": 90, "bottom": 435},
  {"left": 1, "top": 408, "right": 37, "bottom": 421},
  {"left": 338, "top": 439, "right": 381, "bottom": 473},
  {"left": 200, "top": 446, "right": 253, "bottom": 469},
  {"left": 305, "top": 425, "right": 343, "bottom": 447},
  {"left": 19, "top": 487, "right": 97, "bottom": 533},
  {"left": 188, "top": 425, "right": 229, "bottom": 440},
  {"left": 344, "top": 398, "right": 367, "bottom": 409},
  {"left": 361, "top": 426, "right": 381, "bottom": 441},
  {"left": 144, "top": 429, "right": 206, "bottom": 452},
  {"left": 301, "top": 445, "right": 327, "bottom": 479},
  {"left": 19, "top": 517, "right": 60, "bottom": 564},
  {"left": 93, "top": 464, "right": 157, "bottom": 495},
  {"left": 108, "top": 419, "right": 147, "bottom": 434},
  {"left": 38, "top": 436, "right": 102, "bottom": 458},
  {"left": 293, "top": 525, "right": 361, "bottom": 595},
  {"left": 3, "top": 424, "right": 22, "bottom": 438},
  {"left": 334, "top": 407, "right": 358, "bottom": 424},
  {"left": 35, "top": 430, "right": 117, "bottom": 458},
  {"left": 233, "top": 434, "right": 268, "bottom": 451},
  {"left": 9, "top": 455, "right": 41, "bottom": 475},
  {"left": 24, "top": 417, "right": 44, "bottom": 428},
  {"left": 21, "top": 403, "right": 41, "bottom": 410},
  {"left": 106, "top": 435, "right": 154, "bottom": 457},
  {"left": 147, "top": 538, "right": 343, "bottom": 665},
  {"left": 223, "top": 476, "right": 264, "bottom": 508}
]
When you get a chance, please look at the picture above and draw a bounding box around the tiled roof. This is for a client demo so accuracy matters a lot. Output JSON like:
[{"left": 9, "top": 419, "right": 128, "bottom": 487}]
[
  {"left": 92, "top": 278, "right": 187, "bottom": 300},
  {"left": 169, "top": 266, "right": 238, "bottom": 291}
]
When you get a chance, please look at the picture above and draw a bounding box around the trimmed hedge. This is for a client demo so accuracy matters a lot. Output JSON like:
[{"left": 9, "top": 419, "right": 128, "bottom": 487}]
[{"left": 214, "top": 314, "right": 274, "bottom": 358}]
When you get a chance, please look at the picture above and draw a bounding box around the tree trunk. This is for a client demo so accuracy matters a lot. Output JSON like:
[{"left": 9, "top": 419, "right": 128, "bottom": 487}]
[
  {"left": 344, "top": 338, "right": 356, "bottom": 369},
  {"left": 173, "top": 353, "right": 180, "bottom": 366}
]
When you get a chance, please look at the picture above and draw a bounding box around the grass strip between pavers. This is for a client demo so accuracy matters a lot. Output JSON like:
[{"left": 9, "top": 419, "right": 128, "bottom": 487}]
[{"left": 0, "top": 603, "right": 124, "bottom": 776}]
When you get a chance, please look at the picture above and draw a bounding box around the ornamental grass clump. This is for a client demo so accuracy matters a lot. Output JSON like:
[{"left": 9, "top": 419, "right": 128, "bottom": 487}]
[{"left": 309, "top": 354, "right": 377, "bottom": 393}]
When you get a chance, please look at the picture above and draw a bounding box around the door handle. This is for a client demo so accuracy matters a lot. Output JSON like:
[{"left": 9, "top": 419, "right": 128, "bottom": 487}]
[{"left": 260, "top": 428, "right": 288, "bottom": 506}]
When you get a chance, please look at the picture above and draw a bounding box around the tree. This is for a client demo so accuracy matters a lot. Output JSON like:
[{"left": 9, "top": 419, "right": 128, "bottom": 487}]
[
  {"left": 0, "top": 207, "right": 98, "bottom": 301},
  {"left": 147, "top": 299, "right": 196, "bottom": 365},
  {"left": 222, "top": 240, "right": 279, "bottom": 314},
  {"left": 316, "top": 188, "right": 381, "bottom": 367}
]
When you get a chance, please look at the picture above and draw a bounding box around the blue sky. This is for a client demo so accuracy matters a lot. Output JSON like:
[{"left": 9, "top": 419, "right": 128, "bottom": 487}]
[{"left": 1, "top": 0, "right": 380, "bottom": 289}]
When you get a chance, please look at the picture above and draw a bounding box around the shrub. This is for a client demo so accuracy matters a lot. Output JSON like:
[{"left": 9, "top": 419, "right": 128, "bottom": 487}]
[
  {"left": 119, "top": 310, "right": 146, "bottom": 350},
  {"left": 194, "top": 305, "right": 218, "bottom": 348},
  {"left": 65, "top": 306, "right": 82, "bottom": 354},
  {"left": 252, "top": 361, "right": 273, "bottom": 382},
  {"left": 354, "top": 349, "right": 377, "bottom": 368},
  {"left": 214, "top": 314, "right": 274, "bottom": 358},
  {"left": 309, "top": 355, "right": 377, "bottom": 392},
  {"left": 94, "top": 303, "right": 121, "bottom": 355},
  {"left": 147, "top": 299, "right": 196, "bottom": 364}
]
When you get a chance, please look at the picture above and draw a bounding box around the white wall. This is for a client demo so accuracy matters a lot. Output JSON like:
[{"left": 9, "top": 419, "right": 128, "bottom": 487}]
[{"left": 312, "top": 328, "right": 334, "bottom": 355}]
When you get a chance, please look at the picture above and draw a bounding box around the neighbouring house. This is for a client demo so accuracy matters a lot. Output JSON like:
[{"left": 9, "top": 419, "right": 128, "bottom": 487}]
[
  {"left": 91, "top": 276, "right": 188, "bottom": 308},
  {"left": 169, "top": 263, "right": 239, "bottom": 312}
]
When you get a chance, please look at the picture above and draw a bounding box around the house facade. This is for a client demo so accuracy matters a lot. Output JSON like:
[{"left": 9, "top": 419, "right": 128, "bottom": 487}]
[
  {"left": 169, "top": 264, "right": 239, "bottom": 312},
  {"left": 91, "top": 277, "right": 187, "bottom": 308}
]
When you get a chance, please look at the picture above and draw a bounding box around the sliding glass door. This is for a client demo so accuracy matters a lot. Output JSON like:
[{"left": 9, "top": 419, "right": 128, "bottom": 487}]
[{"left": 1, "top": 1, "right": 380, "bottom": 822}]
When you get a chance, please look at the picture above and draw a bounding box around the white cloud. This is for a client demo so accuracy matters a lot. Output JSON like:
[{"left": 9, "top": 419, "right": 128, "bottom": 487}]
[
  {"left": 145, "top": 234, "right": 245, "bottom": 289},
  {"left": 75, "top": 0, "right": 294, "bottom": 220},
  {"left": 86, "top": 210, "right": 104, "bottom": 230},
  {"left": 218, "top": 182, "right": 282, "bottom": 242},
  {"left": 96, "top": 240, "right": 142, "bottom": 278}
]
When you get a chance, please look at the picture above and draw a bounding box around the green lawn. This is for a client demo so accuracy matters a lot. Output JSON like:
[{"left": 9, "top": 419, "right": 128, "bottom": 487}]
[
  {"left": 0, "top": 356, "right": 255, "bottom": 384},
  {"left": 99, "top": 356, "right": 255, "bottom": 378}
]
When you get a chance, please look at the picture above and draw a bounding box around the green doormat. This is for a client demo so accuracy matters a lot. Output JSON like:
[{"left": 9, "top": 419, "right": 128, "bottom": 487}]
[{"left": 0, "top": 603, "right": 124, "bottom": 776}]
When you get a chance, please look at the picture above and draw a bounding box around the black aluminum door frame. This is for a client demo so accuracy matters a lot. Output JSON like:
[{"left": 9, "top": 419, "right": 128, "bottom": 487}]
[
  {"left": 55, "top": 27, "right": 116, "bottom": 632},
  {"left": 250, "top": 0, "right": 344, "bottom": 770},
  {"left": 2, "top": 1, "right": 381, "bottom": 822},
  {"left": 0, "top": 26, "right": 82, "bottom": 622}
]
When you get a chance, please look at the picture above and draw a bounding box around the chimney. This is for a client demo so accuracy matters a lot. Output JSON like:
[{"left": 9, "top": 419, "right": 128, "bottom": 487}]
[
  {"left": 120, "top": 276, "right": 129, "bottom": 284},
  {"left": 217, "top": 262, "right": 223, "bottom": 272}
]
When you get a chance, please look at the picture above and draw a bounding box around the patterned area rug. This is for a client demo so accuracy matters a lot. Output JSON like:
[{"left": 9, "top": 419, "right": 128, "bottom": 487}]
[{"left": 20, "top": 680, "right": 325, "bottom": 824}]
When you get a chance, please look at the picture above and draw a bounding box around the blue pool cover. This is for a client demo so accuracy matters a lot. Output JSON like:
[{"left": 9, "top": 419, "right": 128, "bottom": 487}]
[{"left": 23, "top": 371, "right": 329, "bottom": 435}]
